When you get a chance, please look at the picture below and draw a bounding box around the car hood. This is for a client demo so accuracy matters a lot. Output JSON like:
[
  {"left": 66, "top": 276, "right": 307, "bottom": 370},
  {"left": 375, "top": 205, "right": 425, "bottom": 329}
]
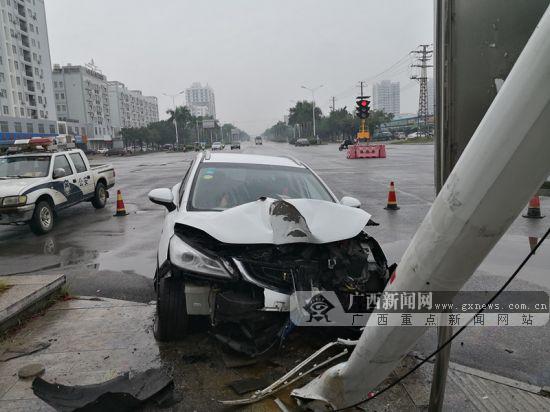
[
  {"left": 175, "top": 198, "right": 371, "bottom": 245},
  {"left": 0, "top": 178, "right": 48, "bottom": 197}
]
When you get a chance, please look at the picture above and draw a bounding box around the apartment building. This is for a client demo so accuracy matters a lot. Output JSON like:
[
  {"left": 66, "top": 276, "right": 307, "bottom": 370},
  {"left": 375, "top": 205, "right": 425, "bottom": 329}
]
[
  {"left": 185, "top": 82, "right": 216, "bottom": 118},
  {"left": 0, "top": 0, "right": 57, "bottom": 139},
  {"left": 372, "top": 80, "right": 400, "bottom": 115},
  {"left": 52, "top": 63, "right": 113, "bottom": 149},
  {"left": 108, "top": 81, "right": 159, "bottom": 133}
]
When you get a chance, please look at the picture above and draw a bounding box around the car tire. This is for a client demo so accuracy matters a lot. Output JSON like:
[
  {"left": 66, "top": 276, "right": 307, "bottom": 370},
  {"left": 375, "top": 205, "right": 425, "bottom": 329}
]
[
  {"left": 91, "top": 182, "right": 107, "bottom": 209},
  {"left": 29, "top": 200, "right": 54, "bottom": 235},
  {"left": 154, "top": 276, "right": 189, "bottom": 341}
]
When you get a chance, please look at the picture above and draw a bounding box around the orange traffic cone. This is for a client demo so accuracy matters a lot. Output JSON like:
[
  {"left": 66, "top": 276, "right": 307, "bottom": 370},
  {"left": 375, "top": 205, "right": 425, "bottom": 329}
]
[
  {"left": 384, "top": 181, "right": 400, "bottom": 210},
  {"left": 522, "top": 196, "right": 545, "bottom": 219},
  {"left": 114, "top": 190, "right": 128, "bottom": 216}
]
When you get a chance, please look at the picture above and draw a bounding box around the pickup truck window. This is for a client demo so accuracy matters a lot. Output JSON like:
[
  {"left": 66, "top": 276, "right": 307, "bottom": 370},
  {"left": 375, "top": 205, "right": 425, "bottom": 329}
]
[
  {"left": 0, "top": 156, "right": 51, "bottom": 178},
  {"left": 69, "top": 153, "right": 87, "bottom": 173},
  {"left": 53, "top": 155, "right": 74, "bottom": 176}
]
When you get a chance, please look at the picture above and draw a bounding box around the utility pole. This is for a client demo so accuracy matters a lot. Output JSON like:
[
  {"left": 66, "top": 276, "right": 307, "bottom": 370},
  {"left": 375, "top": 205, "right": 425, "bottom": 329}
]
[
  {"left": 195, "top": 120, "right": 199, "bottom": 143},
  {"left": 411, "top": 44, "right": 433, "bottom": 137},
  {"left": 359, "top": 81, "right": 365, "bottom": 97},
  {"left": 301, "top": 85, "right": 323, "bottom": 141},
  {"left": 330, "top": 96, "right": 336, "bottom": 112}
]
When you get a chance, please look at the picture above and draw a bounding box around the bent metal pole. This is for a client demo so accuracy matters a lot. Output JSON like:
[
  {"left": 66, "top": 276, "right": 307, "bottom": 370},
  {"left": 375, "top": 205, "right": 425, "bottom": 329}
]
[{"left": 292, "top": 6, "right": 550, "bottom": 410}]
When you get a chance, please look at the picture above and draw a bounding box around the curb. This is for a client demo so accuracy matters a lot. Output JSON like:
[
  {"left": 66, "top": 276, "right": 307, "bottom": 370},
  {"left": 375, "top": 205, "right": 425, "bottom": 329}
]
[{"left": 0, "top": 274, "right": 66, "bottom": 333}]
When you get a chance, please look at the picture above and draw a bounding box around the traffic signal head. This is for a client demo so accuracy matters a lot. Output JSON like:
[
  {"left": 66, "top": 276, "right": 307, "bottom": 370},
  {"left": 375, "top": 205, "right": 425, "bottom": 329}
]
[{"left": 356, "top": 98, "right": 370, "bottom": 119}]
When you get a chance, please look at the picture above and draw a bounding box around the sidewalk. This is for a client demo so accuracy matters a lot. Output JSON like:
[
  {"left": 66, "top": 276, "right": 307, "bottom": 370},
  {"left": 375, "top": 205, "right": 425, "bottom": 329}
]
[
  {"left": 0, "top": 297, "right": 548, "bottom": 411},
  {"left": 0, "top": 274, "right": 65, "bottom": 334}
]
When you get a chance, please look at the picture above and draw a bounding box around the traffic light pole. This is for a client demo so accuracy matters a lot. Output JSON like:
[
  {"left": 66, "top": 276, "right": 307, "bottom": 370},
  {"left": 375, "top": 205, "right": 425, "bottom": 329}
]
[{"left": 356, "top": 92, "right": 371, "bottom": 141}]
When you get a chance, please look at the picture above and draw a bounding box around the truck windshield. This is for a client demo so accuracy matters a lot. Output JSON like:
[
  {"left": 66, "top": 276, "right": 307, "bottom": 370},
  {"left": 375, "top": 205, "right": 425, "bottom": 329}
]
[
  {"left": 190, "top": 163, "right": 334, "bottom": 211},
  {"left": 0, "top": 156, "right": 51, "bottom": 178}
]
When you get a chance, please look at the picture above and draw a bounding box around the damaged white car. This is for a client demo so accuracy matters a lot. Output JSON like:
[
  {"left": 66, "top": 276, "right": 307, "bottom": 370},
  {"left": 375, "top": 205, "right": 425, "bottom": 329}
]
[{"left": 149, "top": 152, "right": 392, "bottom": 355}]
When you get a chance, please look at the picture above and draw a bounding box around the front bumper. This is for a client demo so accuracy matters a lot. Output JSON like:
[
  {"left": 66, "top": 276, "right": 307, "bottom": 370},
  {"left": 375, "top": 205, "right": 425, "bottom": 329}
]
[{"left": 0, "top": 204, "right": 35, "bottom": 224}]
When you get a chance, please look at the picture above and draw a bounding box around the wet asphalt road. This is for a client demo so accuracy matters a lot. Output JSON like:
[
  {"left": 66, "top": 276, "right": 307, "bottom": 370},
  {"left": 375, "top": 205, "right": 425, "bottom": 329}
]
[{"left": 0, "top": 141, "right": 548, "bottom": 387}]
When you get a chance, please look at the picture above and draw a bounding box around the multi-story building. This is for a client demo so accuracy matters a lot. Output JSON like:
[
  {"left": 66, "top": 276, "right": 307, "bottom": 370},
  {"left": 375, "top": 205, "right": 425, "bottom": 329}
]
[
  {"left": 185, "top": 82, "right": 216, "bottom": 118},
  {"left": 108, "top": 81, "right": 159, "bottom": 133},
  {"left": 372, "top": 80, "right": 400, "bottom": 115},
  {"left": 52, "top": 63, "right": 113, "bottom": 149},
  {"left": 0, "top": 0, "right": 57, "bottom": 140}
]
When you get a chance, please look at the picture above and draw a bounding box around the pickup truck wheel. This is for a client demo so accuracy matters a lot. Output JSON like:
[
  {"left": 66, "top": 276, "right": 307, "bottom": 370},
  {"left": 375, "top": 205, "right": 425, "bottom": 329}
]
[
  {"left": 29, "top": 201, "right": 54, "bottom": 235},
  {"left": 154, "top": 276, "right": 188, "bottom": 341},
  {"left": 91, "top": 182, "right": 107, "bottom": 209}
]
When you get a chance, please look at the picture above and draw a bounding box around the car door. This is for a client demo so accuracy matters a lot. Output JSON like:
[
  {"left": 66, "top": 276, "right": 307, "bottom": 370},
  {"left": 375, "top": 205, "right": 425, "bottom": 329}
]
[
  {"left": 69, "top": 152, "right": 94, "bottom": 198},
  {"left": 52, "top": 154, "right": 80, "bottom": 205}
]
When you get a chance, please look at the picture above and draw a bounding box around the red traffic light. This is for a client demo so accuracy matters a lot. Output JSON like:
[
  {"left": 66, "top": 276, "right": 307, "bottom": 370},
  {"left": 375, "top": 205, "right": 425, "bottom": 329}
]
[{"left": 360, "top": 100, "right": 367, "bottom": 107}]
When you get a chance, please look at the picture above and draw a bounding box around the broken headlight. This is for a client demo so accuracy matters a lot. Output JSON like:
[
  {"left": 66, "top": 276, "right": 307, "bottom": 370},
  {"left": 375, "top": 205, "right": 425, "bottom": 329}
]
[{"left": 169, "top": 235, "right": 233, "bottom": 279}]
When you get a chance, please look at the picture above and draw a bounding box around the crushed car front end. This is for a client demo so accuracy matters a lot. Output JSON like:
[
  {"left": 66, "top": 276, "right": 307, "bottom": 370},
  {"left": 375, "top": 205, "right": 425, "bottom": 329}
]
[{"left": 158, "top": 198, "right": 392, "bottom": 356}]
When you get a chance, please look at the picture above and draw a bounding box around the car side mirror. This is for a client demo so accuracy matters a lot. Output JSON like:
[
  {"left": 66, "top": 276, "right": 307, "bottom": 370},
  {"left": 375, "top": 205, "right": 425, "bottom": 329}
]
[
  {"left": 148, "top": 188, "right": 176, "bottom": 211},
  {"left": 53, "top": 168, "right": 67, "bottom": 179},
  {"left": 340, "top": 196, "right": 361, "bottom": 208}
]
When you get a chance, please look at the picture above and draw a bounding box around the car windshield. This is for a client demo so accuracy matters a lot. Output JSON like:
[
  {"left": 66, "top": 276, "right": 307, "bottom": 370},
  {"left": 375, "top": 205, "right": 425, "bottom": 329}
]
[
  {"left": 0, "top": 156, "right": 51, "bottom": 178},
  {"left": 190, "top": 163, "right": 334, "bottom": 211}
]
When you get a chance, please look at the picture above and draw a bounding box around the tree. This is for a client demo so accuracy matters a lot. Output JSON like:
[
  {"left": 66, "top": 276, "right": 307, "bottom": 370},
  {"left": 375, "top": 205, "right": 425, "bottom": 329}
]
[
  {"left": 263, "top": 121, "right": 293, "bottom": 142},
  {"left": 366, "top": 110, "right": 394, "bottom": 135},
  {"left": 166, "top": 106, "right": 195, "bottom": 145},
  {"left": 288, "top": 101, "right": 322, "bottom": 130}
]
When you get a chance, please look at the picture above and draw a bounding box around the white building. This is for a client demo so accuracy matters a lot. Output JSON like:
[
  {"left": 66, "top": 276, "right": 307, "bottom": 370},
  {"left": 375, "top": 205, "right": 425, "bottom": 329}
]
[
  {"left": 185, "top": 82, "right": 215, "bottom": 118},
  {"left": 427, "top": 77, "right": 435, "bottom": 115},
  {"left": 108, "top": 81, "right": 159, "bottom": 133},
  {"left": 372, "top": 80, "right": 400, "bottom": 115},
  {"left": 52, "top": 63, "right": 113, "bottom": 149},
  {"left": 0, "top": 0, "right": 57, "bottom": 137}
]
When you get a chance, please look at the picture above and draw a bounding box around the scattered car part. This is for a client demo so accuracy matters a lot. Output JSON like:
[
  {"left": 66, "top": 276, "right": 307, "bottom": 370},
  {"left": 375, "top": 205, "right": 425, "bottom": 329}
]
[
  {"left": 32, "top": 368, "right": 175, "bottom": 412},
  {"left": 274, "top": 397, "right": 291, "bottom": 412},
  {"left": 220, "top": 338, "right": 356, "bottom": 405}
]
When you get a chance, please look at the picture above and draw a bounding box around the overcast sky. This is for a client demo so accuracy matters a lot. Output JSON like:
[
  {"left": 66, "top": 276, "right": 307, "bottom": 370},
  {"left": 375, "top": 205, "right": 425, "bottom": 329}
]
[{"left": 45, "top": 0, "right": 433, "bottom": 135}]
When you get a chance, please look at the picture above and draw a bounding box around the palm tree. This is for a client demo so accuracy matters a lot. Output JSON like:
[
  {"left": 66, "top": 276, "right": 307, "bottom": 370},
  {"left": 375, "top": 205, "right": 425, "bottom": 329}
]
[{"left": 166, "top": 106, "right": 194, "bottom": 145}]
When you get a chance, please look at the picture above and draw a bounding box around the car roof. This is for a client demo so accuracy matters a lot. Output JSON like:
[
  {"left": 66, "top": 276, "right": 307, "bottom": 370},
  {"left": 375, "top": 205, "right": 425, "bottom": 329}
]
[{"left": 202, "top": 152, "right": 304, "bottom": 168}]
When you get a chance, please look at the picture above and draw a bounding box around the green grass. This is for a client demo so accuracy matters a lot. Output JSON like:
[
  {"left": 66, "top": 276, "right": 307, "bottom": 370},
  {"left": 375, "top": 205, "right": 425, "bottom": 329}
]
[{"left": 0, "top": 280, "right": 11, "bottom": 295}]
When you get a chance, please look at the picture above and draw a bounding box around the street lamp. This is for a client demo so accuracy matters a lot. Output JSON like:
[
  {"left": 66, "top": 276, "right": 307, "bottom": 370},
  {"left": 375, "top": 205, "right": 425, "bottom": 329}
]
[
  {"left": 301, "top": 84, "right": 323, "bottom": 141},
  {"left": 163, "top": 91, "right": 185, "bottom": 145}
]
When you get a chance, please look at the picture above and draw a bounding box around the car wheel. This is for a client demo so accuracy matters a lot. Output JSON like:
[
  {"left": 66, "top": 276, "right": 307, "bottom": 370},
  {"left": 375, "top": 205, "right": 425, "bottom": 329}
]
[
  {"left": 91, "top": 182, "right": 107, "bottom": 209},
  {"left": 154, "top": 276, "right": 189, "bottom": 341},
  {"left": 29, "top": 200, "right": 54, "bottom": 235}
]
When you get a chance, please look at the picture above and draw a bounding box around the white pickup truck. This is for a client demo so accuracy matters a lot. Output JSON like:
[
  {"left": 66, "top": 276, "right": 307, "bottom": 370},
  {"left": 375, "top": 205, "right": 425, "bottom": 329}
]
[{"left": 0, "top": 148, "right": 115, "bottom": 234}]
